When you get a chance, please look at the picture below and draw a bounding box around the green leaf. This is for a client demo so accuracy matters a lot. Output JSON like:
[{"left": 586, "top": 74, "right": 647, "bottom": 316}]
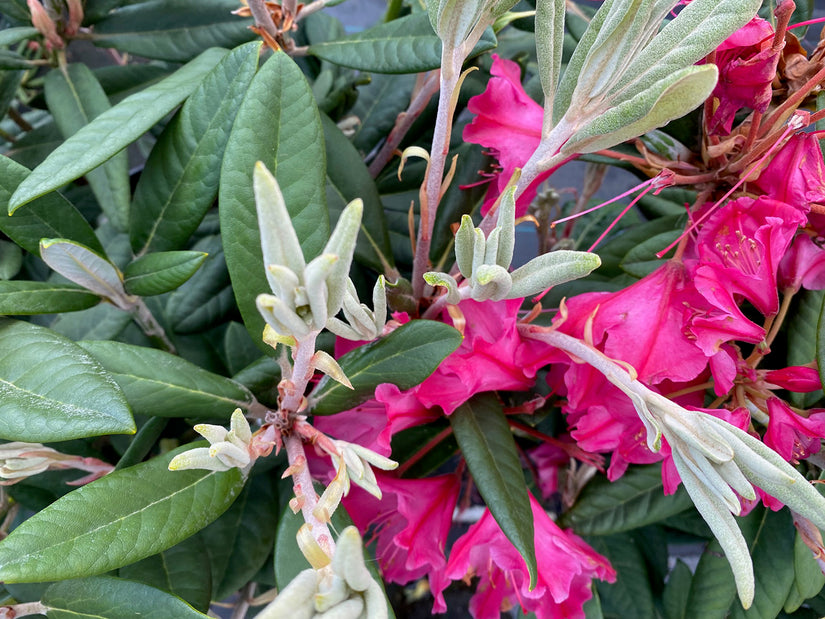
[
  {"left": 0, "top": 156, "right": 103, "bottom": 255},
  {"left": 0, "top": 318, "right": 134, "bottom": 441},
  {"left": 44, "top": 64, "right": 131, "bottom": 231},
  {"left": 558, "top": 464, "right": 693, "bottom": 534},
  {"left": 0, "top": 281, "right": 100, "bottom": 314},
  {"left": 0, "top": 50, "right": 32, "bottom": 69},
  {"left": 322, "top": 113, "right": 392, "bottom": 272},
  {"left": 309, "top": 320, "right": 462, "bottom": 415},
  {"left": 40, "top": 238, "right": 125, "bottom": 301},
  {"left": 588, "top": 533, "right": 657, "bottom": 619},
  {"left": 9, "top": 48, "right": 228, "bottom": 213},
  {"left": 0, "top": 26, "right": 38, "bottom": 46},
  {"left": 307, "top": 13, "right": 497, "bottom": 74},
  {"left": 534, "top": 0, "right": 564, "bottom": 122},
  {"left": 123, "top": 251, "right": 208, "bottom": 296},
  {"left": 50, "top": 302, "right": 133, "bottom": 342},
  {"left": 449, "top": 393, "right": 537, "bottom": 586},
  {"left": 78, "top": 340, "right": 254, "bottom": 419},
  {"left": 43, "top": 576, "right": 210, "bottom": 618},
  {"left": 90, "top": 0, "right": 254, "bottom": 62},
  {"left": 220, "top": 50, "right": 329, "bottom": 348},
  {"left": 119, "top": 535, "right": 212, "bottom": 612},
  {"left": 619, "top": 230, "right": 680, "bottom": 278},
  {"left": 200, "top": 473, "right": 278, "bottom": 600},
  {"left": 130, "top": 42, "right": 260, "bottom": 255},
  {"left": 0, "top": 445, "right": 243, "bottom": 582},
  {"left": 350, "top": 72, "right": 416, "bottom": 156},
  {"left": 784, "top": 530, "right": 825, "bottom": 613},
  {"left": 0, "top": 240, "right": 22, "bottom": 279},
  {"left": 664, "top": 560, "right": 693, "bottom": 619}
]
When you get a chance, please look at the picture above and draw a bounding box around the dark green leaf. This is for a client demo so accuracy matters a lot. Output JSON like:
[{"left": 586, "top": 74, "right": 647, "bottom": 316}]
[
  {"left": 90, "top": 0, "right": 254, "bottom": 62},
  {"left": 0, "top": 49, "right": 31, "bottom": 69},
  {"left": 0, "top": 318, "right": 134, "bottom": 441},
  {"left": 0, "top": 445, "right": 243, "bottom": 582},
  {"left": 49, "top": 302, "right": 133, "bottom": 342},
  {"left": 2, "top": 120, "right": 62, "bottom": 169},
  {"left": 790, "top": 289, "right": 824, "bottom": 407},
  {"left": 784, "top": 530, "right": 825, "bottom": 613},
  {"left": 130, "top": 43, "right": 260, "bottom": 255},
  {"left": 619, "top": 230, "right": 680, "bottom": 278},
  {"left": 588, "top": 533, "right": 656, "bottom": 619},
  {"left": 123, "top": 251, "right": 208, "bottom": 296},
  {"left": 559, "top": 464, "right": 694, "bottom": 535},
  {"left": 663, "top": 560, "right": 693, "bottom": 619},
  {"left": 44, "top": 64, "right": 131, "bottom": 231},
  {"left": 596, "top": 215, "right": 682, "bottom": 277},
  {"left": 307, "top": 13, "right": 497, "bottom": 74},
  {"left": 43, "top": 576, "right": 210, "bottom": 618},
  {"left": 119, "top": 535, "right": 212, "bottom": 612},
  {"left": 9, "top": 48, "right": 228, "bottom": 213},
  {"left": 0, "top": 240, "right": 22, "bottom": 279},
  {"left": 0, "top": 155, "right": 103, "bottom": 255},
  {"left": 220, "top": 50, "right": 329, "bottom": 347},
  {"left": 78, "top": 340, "right": 254, "bottom": 419},
  {"left": 350, "top": 72, "right": 416, "bottom": 156},
  {"left": 0, "top": 0, "right": 31, "bottom": 21},
  {"left": 0, "top": 281, "right": 100, "bottom": 314},
  {"left": 0, "top": 27, "right": 37, "bottom": 46},
  {"left": 450, "top": 394, "right": 537, "bottom": 586},
  {"left": 0, "top": 71, "right": 25, "bottom": 131},
  {"left": 322, "top": 113, "right": 392, "bottom": 271},
  {"left": 309, "top": 320, "right": 461, "bottom": 415},
  {"left": 200, "top": 474, "right": 278, "bottom": 600}
]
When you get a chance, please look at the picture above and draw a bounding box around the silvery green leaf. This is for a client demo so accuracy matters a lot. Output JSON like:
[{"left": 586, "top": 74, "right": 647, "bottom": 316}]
[
  {"left": 423, "top": 272, "right": 461, "bottom": 305},
  {"left": 266, "top": 265, "right": 301, "bottom": 305},
  {"left": 372, "top": 276, "right": 387, "bottom": 334},
  {"left": 39, "top": 239, "right": 128, "bottom": 307},
  {"left": 256, "top": 293, "right": 311, "bottom": 339},
  {"left": 716, "top": 459, "right": 756, "bottom": 501},
  {"left": 639, "top": 129, "right": 692, "bottom": 161},
  {"left": 563, "top": 65, "right": 718, "bottom": 155},
  {"left": 455, "top": 215, "right": 476, "bottom": 279},
  {"left": 325, "top": 317, "right": 366, "bottom": 342},
  {"left": 674, "top": 439, "right": 742, "bottom": 514},
  {"left": 341, "top": 282, "right": 377, "bottom": 338},
  {"left": 304, "top": 253, "right": 338, "bottom": 329},
  {"left": 471, "top": 228, "right": 487, "bottom": 279},
  {"left": 495, "top": 185, "right": 516, "bottom": 269},
  {"left": 257, "top": 568, "right": 317, "bottom": 619},
  {"left": 433, "top": 0, "right": 487, "bottom": 48},
  {"left": 472, "top": 264, "right": 512, "bottom": 301},
  {"left": 484, "top": 228, "right": 501, "bottom": 265},
  {"left": 253, "top": 161, "right": 306, "bottom": 281},
  {"left": 363, "top": 579, "right": 389, "bottom": 619},
  {"left": 334, "top": 527, "right": 372, "bottom": 593},
  {"left": 657, "top": 401, "right": 734, "bottom": 463},
  {"left": 508, "top": 250, "right": 601, "bottom": 298},
  {"left": 323, "top": 199, "right": 363, "bottom": 318}
]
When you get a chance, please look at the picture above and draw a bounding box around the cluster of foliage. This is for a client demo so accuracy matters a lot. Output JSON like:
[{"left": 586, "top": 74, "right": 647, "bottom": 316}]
[{"left": 3, "top": 0, "right": 825, "bottom": 617}]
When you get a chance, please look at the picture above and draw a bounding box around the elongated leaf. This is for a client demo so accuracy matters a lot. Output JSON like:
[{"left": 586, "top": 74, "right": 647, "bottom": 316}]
[
  {"left": 78, "top": 340, "right": 254, "bottom": 419},
  {"left": 350, "top": 72, "right": 416, "bottom": 156},
  {"left": 0, "top": 156, "right": 103, "bottom": 255},
  {"left": 450, "top": 394, "right": 537, "bottom": 586},
  {"left": 0, "top": 318, "right": 134, "bottom": 441},
  {"left": 0, "top": 50, "right": 31, "bottom": 69},
  {"left": 309, "top": 320, "right": 462, "bottom": 415},
  {"left": 220, "top": 50, "right": 329, "bottom": 347},
  {"left": 0, "top": 26, "right": 38, "bottom": 46},
  {"left": 40, "top": 238, "right": 125, "bottom": 301},
  {"left": 784, "top": 530, "right": 825, "bottom": 613},
  {"left": 44, "top": 64, "right": 131, "bottom": 231},
  {"left": 123, "top": 251, "right": 208, "bottom": 296},
  {"left": 131, "top": 43, "right": 260, "bottom": 255},
  {"left": 788, "top": 289, "right": 824, "bottom": 407},
  {"left": 620, "top": 230, "right": 680, "bottom": 278},
  {"left": 307, "top": 13, "right": 497, "bottom": 74},
  {"left": 559, "top": 464, "right": 694, "bottom": 534},
  {"left": 588, "top": 533, "right": 657, "bottom": 619},
  {"left": 0, "top": 281, "right": 100, "bottom": 314},
  {"left": 535, "top": 0, "right": 565, "bottom": 123},
  {"left": 90, "top": 0, "right": 254, "bottom": 62},
  {"left": 43, "top": 576, "right": 210, "bottom": 619},
  {"left": 664, "top": 560, "right": 693, "bottom": 619},
  {"left": 0, "top": 445, "right": 243, "bottom": 582},
  {"left": 200, "top": 474, "right": 278, "bottom": 600},
  {"left": 119, "top": 535, "right": 212, "bottom": 612},
  {"left": 0, "top": 240, "right": 21, "bottom": 279},
  {"left": 9, "top": 48, "right": 228, "bottom": 213}
]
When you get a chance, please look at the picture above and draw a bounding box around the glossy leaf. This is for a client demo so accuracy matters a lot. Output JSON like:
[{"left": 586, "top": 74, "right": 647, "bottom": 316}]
[
  {"left": 307, "top": 13, "right": 497, "bottom": 74},
  {"left": 559, "top": 464, "right": 694, "bottom": 535},
  {"left": 43, "top": 576, "right": 210, "bottom": 618},
  {"left": 0, "top": 318, "right": 134, "bottom": 442},
  {"left": 44, "top": 64, "right": 131, "bottom": 231},
  {"left": 663, "top": 560, "right": 693, "bottom": 619},
  {"left": 0, "top": 240, "right": 22, "bottom": 279},
  {"left": 220, "top": 50, "right": 329, "bottom": 347},
  {"left": 9, "top": 48, "right": 228, "bottom": 213},
  {"left": 90, "top": 0, "right": 254, "bottom": 62},
  {"left": 450, "top": 394, "right": 537, "bottom": 586},
  {"left": 350, "top": 72, "right": 416, "bottom": 156},
  {"left": 123, "top": 251, "right": 208, "bottom": 296},
  {"left": 620, "top": 230, "right": 680, "bottom": 278},
  {"left": 130, "top": 43, "right": 260, "bottom": 255},
  {"left": 50, "top": 303, "right": 133, "bottom": 342},
  {"left": 309, "top": 320, "right": 462, "bottom": 415},
  {"left": 0, "top": 445, "right": 243, "bottom": 582},
  {"left": 784, "top": 529, "right": 825, "bottom": 613},
  {"left": 0, "top": 281, "right": 100, "bottom": 314},
  {"left": 788, "top": 289, "right": 824, "bottom": 407},
  {"left": 78, "top": 340, "right": 254, "bottom": 419},
  {"left": 0, "top": 156, "right": 103, "bottom": 255},
  {"left": 588, "top": 533, "right": 656, "bottom": 619}
]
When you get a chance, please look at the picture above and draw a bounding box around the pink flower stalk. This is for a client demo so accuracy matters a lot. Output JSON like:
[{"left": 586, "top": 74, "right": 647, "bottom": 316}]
[
  {"left": 752, "top": 132, "right": 825, "bottom": 213},
  {"left": 444, "top": 493, "right": 615, "bottom": 619},
  {"left": 705, "top": 16, "right": 779, "bottom": 135},
  {"left": 463, "top": 55, "right": 549, "bottom": 216},
  {"left": 778, "top": 233, "right": 825, "bottom": 293},
  {"left": 343, "top": 473, "right": 461, "bottom": 612},
  {"left": 763, "top": 397, "right": 825, "bottom": 463}
]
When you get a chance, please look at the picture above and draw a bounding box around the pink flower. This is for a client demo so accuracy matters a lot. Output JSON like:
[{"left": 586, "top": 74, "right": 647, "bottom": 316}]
[
  {"left": 528, "top": 442, "right": 571, "bottom": 499},
  {"left": 463, "top": 55, "right": 551, "bottom": 216},
  {"left": 445, "top": 493, "right": 615, "bottom": 619},
  {"left": 753, "top": 132, "right": 825, "bottom": 212},
  {"left": 343, "top": 473, "right": 461, "bottom": 612},
  {"left": 763, "top": 397, "right": 825, "bottom": 463},
  {"left": 778, "top": 233, "right": 825, "bottom": 293},
  {"left": 706, "top": 17, "right": 779, "bottom": 135}
]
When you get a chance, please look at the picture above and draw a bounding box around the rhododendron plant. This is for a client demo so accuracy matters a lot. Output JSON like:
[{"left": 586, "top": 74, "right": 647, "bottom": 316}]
[{"left": 3, "top": 0, "right": 825, "bottom": 617}]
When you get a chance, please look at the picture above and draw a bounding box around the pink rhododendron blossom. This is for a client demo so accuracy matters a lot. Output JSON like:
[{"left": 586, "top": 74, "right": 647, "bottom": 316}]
[
  {"left": 753, "top": 132, "right": 825, "bottom": 212},
  {"left": 343, "top": 473, "right": 461, "bottom": 612},
  {"left": 529, "top": 441, "right": 571, "bottom": 499},
  {"left": 763, "top": 365, "right": 821, "bottom": 392},
  {"left": 445, "top": 493, "right": 615, "bottom": 619},
  {"left": 463, "top": 55, "right": 551, "bottom": 216},
  {"left": 778, "top": 234, "right": 825, "bottom": 293},
  {"left": 709, "top": 344, "right": 740, "bottom": 396},
  {"left": 706, "top": 16, "right": 778, "bottom": 134},
  {"left": 763, "top": 397, "right": 825, "bottom": 462}
]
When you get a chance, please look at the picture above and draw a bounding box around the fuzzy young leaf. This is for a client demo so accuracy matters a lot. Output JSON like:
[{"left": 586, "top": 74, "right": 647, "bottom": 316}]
[
  {"left": 0, "top": 318, "right": 134, "bottom": 442},
  {"left": 534, "top": 0, "right": 565, "bottom": 124},
  {"left": 508, "top": 249, "right": 601, "bottom": 298},
  {"left": 40, "top": 239, "right": 127, "bottom": 305},
  {"left": 123, "top": 251, "right": 208, "bottom": 296},
  {"left": 0, "top": 281, "right": 100, "bottom": 315},
  {"left": 0, "top": 445, "right": 242, "bottom": 582},
  {"left": 450, "top": 394, "right": 537, "bottom": 587}
]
